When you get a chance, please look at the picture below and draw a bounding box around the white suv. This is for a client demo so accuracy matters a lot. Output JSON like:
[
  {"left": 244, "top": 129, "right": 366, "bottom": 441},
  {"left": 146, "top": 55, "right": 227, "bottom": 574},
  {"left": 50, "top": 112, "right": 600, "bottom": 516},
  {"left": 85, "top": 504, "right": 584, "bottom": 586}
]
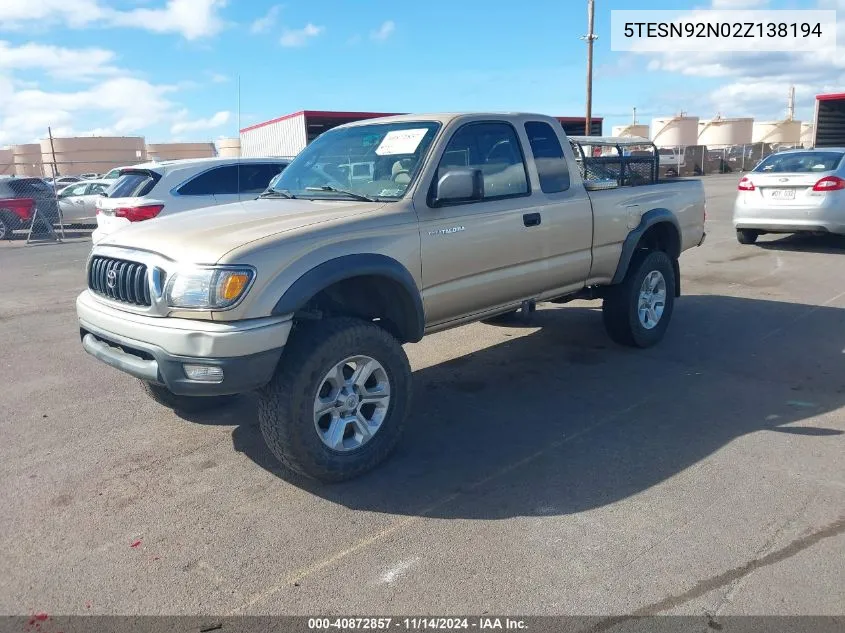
[{"left": 93, "top": 157, "right": 290, "bottom": 243}]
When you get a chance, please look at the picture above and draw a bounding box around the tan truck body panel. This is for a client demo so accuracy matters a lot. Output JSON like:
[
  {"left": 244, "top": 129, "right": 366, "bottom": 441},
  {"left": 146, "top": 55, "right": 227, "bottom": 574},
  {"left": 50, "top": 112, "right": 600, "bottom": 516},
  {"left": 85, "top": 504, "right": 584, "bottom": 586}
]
[
  {"left": 90, "top": 113, "right": 704, "bottom": 329},
  {"left": 78, "top": 112, "right": 705, "bottom": 390}
]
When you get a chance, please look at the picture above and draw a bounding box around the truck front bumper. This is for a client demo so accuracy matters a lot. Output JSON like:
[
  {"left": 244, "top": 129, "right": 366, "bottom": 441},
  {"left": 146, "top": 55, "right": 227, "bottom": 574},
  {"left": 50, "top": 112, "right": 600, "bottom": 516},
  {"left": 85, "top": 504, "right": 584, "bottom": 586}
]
[{"left": 77, "top": 291, "right": 292, "bottom": 396}]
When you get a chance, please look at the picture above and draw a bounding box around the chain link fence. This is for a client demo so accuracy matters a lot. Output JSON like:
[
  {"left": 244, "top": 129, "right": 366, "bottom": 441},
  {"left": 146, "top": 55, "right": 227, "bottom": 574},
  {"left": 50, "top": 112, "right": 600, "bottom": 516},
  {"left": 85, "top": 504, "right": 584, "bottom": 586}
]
[{"left": 656, "top": 142, "right": 806, "bottom": 178}]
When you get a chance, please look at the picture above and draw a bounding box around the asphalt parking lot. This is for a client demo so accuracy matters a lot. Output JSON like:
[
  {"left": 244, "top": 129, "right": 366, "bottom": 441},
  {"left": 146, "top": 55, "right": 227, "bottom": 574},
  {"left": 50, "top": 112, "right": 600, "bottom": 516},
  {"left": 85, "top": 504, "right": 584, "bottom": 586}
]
[{"left": 0, "top": 174, "right": 843, "bottom": 618}]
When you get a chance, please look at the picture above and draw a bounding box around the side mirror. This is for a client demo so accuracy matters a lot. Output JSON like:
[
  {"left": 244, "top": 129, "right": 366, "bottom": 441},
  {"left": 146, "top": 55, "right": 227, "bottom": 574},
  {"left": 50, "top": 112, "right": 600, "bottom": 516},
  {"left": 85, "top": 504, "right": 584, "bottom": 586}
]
[{"left": 433, "top": 168, "right": 483, "bottom": 205}]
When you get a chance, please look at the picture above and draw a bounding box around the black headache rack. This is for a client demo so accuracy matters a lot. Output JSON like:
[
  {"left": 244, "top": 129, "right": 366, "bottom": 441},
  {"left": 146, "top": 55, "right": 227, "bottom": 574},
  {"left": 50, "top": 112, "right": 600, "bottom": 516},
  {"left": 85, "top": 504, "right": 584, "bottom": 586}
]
[{"left": 568, "top": 136, "right": 660, "bottom": 187}]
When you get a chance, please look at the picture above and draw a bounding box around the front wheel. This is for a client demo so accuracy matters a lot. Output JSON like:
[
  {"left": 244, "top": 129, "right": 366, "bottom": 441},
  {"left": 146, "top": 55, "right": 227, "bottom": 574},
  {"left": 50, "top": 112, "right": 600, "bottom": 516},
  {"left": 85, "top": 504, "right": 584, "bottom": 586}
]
[
  {"left": 602, "top": 250, "right": 676, "bottom": 348},
  {"left": 258, "top": 317, "right": 412, "bottom": 482}
]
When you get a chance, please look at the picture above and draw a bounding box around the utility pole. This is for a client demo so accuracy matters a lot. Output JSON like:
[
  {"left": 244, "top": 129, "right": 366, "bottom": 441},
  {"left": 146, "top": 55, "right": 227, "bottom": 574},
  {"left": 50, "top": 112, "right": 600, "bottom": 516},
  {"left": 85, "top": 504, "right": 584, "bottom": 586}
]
[
  {"left": 48, "top": 126, "right": 59, "bottom": 177},
  {"left": 582, "top": 0, "right": 598, "bottom": 135}
]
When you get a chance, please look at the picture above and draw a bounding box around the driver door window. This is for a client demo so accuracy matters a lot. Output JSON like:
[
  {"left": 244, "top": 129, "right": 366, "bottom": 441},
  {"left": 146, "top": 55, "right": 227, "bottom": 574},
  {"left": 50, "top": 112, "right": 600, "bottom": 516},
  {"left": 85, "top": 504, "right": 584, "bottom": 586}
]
[{"left": 434, "top": 122, "right": 529, "bottom": 202}]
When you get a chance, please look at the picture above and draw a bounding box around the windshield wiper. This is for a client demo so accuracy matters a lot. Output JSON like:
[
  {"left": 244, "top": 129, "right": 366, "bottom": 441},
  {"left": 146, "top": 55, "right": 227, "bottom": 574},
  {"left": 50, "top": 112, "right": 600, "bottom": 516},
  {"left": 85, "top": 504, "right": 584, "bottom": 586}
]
[
  {"left": 258, "top": 189, "right": 296, "bottom": 199},
  {"left": 305, "top": 186, "right": 376, "bottom": 202}
]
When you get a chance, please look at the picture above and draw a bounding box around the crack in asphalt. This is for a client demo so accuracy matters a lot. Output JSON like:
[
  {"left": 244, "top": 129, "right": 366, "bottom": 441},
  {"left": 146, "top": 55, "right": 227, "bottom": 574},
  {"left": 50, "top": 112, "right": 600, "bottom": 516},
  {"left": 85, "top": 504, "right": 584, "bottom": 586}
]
[{"left": 586, "top": 515, "right": 845, "bottom": 632}]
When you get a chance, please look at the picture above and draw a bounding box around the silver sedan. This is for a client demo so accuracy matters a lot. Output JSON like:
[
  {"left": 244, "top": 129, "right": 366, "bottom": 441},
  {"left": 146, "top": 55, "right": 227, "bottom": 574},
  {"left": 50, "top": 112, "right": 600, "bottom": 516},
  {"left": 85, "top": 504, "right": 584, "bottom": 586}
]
[{"left": 732, "top": 148, "right": 845, "bottom": 244}]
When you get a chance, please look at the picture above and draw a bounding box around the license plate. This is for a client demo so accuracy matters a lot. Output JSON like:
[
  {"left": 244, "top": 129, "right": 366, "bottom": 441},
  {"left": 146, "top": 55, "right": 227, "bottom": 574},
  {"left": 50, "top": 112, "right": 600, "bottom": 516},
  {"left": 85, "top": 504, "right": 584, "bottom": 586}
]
[{"left": 770, "top": 189, "right": 796, "bottom": 200}]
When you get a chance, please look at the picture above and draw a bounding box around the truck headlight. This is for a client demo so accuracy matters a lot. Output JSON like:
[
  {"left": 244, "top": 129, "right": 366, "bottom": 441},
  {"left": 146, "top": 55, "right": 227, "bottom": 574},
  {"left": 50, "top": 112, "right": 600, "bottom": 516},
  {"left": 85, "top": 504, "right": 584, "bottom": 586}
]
[{"left": 165, "top": 267, "right": 255, "bottom": 309}]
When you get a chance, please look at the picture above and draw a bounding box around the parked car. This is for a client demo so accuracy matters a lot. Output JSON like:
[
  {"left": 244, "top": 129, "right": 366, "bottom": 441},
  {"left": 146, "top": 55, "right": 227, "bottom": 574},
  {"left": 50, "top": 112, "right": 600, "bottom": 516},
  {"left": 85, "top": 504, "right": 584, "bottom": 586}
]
[
  {"left": 102, "top": 167, "right": 124, "bottom": 180},
  {"left": 0, "top": 177, "right": 60, "bottom": 239},
  {"left": 658, "top": 147, "right": 684, "bottom": 177},
  {"left": 92, "top": 157, "right": 290, "bottom": 243},
  {"left": 57, "top": 179, "right": 111, "bottom": 225},
  {"left": 77, "top": 112, "right": 706, "bottom": 482},
  {"left": 733, "top": 148, "right": 845, "bottom": 243},
  {"left": 46, "top": 175, "right": 83, "bottom": 190},
  {"left": 80, "top": 172, "right": 102, "bottom": 180}
]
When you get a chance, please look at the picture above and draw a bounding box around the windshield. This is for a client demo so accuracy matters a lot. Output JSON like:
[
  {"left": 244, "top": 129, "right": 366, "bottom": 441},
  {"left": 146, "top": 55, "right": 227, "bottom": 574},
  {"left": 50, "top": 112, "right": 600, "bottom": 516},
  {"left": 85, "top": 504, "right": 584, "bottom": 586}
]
[
  {"left": 754, "top": 151, "right": 844, "bottom": 173},
  {"left": 271, "top": 121, "right": 440, "bottom": 200}
]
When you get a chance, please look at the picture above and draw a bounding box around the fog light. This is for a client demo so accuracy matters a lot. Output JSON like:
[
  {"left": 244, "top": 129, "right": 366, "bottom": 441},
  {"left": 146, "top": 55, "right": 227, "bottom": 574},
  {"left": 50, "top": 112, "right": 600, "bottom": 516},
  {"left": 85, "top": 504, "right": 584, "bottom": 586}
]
[{"left": 183, "top": 364, "right": 224, "bottom": 383}]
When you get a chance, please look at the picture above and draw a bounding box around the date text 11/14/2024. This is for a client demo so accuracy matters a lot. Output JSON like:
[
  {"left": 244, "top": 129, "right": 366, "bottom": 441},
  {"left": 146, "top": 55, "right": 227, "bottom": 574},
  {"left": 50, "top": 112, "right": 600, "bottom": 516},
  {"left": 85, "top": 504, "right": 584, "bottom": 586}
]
[{"left": 307, "top": 617, "right": 528, "bottom": 630}]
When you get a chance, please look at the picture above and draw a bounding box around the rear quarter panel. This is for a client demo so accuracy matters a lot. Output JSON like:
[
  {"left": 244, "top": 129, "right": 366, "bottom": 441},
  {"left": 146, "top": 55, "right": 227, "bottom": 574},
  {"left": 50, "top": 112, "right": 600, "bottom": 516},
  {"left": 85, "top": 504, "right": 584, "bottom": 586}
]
[{"left": 587, "top": 179, "right": 705, "bottom": 284}]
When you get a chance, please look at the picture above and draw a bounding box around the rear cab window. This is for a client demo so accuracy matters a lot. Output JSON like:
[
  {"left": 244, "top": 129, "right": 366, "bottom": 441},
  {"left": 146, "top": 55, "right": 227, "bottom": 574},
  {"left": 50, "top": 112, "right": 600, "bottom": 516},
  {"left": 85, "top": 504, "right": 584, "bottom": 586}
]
[{"left": 524, "top": 121, "right": 570, "bottom": 193}]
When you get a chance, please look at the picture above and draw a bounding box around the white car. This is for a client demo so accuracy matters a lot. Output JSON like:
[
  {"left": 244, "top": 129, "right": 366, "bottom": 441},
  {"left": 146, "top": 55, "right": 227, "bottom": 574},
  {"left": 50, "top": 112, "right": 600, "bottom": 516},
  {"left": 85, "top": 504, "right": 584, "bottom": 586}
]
[
  {"left": 733, "top": 148, "right": 845, "bottom": 243},
  {"left": 93, "top": 157, "right": 290, "bottom": 243},
  {"left": 46, "top": 175, "right": 83, "bottom": 190},
  {"left": 101, "top": 167, "right": 125, "bottom": 180},
  {"left": 57, "top": 179, "right": 111, "bottom": 225}
]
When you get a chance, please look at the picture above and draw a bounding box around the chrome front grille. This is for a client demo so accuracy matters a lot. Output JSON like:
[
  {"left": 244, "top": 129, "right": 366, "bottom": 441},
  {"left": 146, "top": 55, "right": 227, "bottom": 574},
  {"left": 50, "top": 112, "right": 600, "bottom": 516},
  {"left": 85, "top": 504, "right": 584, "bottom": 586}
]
[{"left": 88, "top": 256, "right": 151, "bottom": 307}]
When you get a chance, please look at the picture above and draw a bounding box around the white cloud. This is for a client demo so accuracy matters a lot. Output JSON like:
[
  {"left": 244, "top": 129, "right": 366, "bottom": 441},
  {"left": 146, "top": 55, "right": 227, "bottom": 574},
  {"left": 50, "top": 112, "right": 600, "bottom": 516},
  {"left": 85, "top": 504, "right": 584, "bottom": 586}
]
[
  {"left": 630, "top": 0, "right": 845, "bottom": 121},
  {"left": 109, "top": 0, "right": 228, "bottom": 40},
  {"left": 206, "top": 71, "right": 230, "bottom": 84},
  {"left": 0, "top": 41, "right": 119, "bottom": 80},
  {"left": 0, "top": 0, "right": 227, "bottom": 41},
  {"left": 0, "top": 0, "right": 107, "bottom": 29},
  {"left": 0, "top": 76, "right": 180, "bottom": 143},
  {"left": 280, "top": 23, "right": 324, "bottom": 47},
  {"left": 251, "top": 5, "right": 281, "bottom": 33},
  {"left": 370, "top": 20, "right": 395, "bottom": 41},
  {"left": 171, "top": 111, "right": 231, "bottom": 134}
]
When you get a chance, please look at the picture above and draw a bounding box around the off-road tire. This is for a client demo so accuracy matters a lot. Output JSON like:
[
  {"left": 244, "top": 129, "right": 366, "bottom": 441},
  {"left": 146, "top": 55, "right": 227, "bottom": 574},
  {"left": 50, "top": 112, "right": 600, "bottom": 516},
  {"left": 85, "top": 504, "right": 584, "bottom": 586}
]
[
  {"left": 258, "top": 317, "right": 412, "bottom": 482},
  {"left": 140, "top": 380, "right": 235, "bottom": 413},
  {"left": 736, "top": 229, "right": 759, "bottom": 245},
  {"left": 602, "top": 250, "right": 676, "bottom": 348}
]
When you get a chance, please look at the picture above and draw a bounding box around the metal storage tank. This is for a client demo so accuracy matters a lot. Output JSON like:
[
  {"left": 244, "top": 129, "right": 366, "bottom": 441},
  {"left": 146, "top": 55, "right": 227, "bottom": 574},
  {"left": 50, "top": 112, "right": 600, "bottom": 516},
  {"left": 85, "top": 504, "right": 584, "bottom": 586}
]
[
  {"left": 800, "top": 123, "right": 815, "bottom": 148},
  {"left": 146, "top": 142, "right": 216, "bottom": 161},
  {"left": 40, "top": 136, "right": 146, "bottom": 176},
  {"left": 0, "top": 148, "right": 13, "bottom": 175},
  {"left": 752, "top": 120, "right": 801, "bottom": 145},
  {"left": 216, "top": 137, "right": 241, "bottom": 158},
  {"left": 697, "top": 117, "right": 754, "bottom": 146},
  {"left": 612, "top": 124, "right": 649, "bottom": 138},
  {"left": 12, "top": 144, "right": 44, "bottom": 177},
  {"left": 651, "top": 115, "right": 699, "bottom": 147}
]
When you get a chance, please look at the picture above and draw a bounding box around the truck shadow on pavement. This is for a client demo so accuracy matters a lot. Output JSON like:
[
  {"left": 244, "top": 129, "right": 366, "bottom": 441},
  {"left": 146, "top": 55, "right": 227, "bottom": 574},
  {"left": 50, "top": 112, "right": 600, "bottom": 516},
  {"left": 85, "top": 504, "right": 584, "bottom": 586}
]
[{"left": 183, "top": 294, "right": 845, "bottom": 519}]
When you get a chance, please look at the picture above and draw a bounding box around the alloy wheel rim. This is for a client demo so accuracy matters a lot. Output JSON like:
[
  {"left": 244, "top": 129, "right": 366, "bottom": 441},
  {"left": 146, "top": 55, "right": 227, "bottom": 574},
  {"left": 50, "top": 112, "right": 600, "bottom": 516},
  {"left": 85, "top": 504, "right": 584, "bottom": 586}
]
[
  {"left": 638, "top": 270, "right": 667, "bottom": 330},
  {"left": 313, "top": 355, "right": 391, "bottom": 452}
]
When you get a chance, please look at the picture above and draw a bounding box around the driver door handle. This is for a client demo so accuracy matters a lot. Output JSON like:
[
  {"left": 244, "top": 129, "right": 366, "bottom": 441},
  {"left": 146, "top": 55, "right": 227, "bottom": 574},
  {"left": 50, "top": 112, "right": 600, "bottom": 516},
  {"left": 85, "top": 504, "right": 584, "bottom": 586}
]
[{"left": 523, "top": 212, "right": 541, "bottom": 227}]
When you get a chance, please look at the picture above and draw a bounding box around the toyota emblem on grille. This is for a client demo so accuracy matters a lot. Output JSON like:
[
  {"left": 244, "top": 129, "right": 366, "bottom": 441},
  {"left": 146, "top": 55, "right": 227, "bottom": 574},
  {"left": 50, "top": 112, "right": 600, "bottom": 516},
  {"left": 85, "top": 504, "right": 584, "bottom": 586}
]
[{"left": 106, "top": 269, "right": 117, "bottom": 289}]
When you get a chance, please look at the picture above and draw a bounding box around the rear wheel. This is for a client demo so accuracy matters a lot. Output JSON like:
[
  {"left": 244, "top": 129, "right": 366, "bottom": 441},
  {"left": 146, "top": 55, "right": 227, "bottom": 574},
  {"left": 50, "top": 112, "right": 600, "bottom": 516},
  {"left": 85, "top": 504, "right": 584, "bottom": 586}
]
[
  {"left": 140, "top": 380, "right": 235, "bottom": 413},
  {"left": 258, "top": 317, "right": 411, "bottom": 482},
  {"left": 736, "top": 229, "right": 759, "bottom": 245},
  {"left": 0, "top": 214, "right": 11, "bottom": 240},
  {"left": 602, "top": 250, "right": 676, "bottom": 348}
]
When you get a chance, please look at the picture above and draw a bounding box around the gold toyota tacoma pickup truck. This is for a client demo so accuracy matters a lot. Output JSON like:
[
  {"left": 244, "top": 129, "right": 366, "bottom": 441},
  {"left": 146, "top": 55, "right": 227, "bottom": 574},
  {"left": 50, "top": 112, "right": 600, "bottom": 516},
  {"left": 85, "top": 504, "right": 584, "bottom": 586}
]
[{"left": 77, "top": 113, "right": 706, "bottom": 481}]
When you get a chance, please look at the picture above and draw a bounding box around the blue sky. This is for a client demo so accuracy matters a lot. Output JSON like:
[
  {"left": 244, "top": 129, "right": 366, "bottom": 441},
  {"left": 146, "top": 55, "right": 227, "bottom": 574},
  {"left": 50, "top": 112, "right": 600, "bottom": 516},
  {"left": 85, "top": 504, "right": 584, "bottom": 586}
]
[{"left": 0, "top": 0, "right": 841, "bottom": 146}]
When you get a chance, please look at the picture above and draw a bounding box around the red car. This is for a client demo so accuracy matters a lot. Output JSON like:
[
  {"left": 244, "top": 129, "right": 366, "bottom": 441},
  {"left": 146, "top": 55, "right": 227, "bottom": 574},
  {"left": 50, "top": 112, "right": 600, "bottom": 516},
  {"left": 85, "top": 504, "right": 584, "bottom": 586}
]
[{"left": 0, "top": 177, "right": 60, "bottom": 240}]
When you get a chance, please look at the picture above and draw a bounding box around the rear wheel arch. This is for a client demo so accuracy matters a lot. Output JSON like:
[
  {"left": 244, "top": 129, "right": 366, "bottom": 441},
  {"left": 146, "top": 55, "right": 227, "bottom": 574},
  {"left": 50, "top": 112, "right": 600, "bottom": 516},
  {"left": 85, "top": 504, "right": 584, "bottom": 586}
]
[
  {"left": 272, "top": 254, "right": 425, "bottom": 343},
  {"left": 612, "top": 209, "right": 682, "bottom": 296}
]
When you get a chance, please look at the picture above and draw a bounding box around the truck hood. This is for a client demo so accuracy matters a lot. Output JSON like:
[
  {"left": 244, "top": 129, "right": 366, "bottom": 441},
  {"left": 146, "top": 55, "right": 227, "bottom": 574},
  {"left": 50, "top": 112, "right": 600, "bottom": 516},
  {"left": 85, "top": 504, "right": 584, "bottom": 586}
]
[{"left": 95, "top": 198, "right": 382, "bottom": 263}]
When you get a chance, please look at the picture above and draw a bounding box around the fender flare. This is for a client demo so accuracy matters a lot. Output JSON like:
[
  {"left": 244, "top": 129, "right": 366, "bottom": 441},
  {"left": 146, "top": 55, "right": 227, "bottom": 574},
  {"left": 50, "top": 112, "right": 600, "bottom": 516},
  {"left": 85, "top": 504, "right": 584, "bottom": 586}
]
[
  {"left": 611, "top": 208, "right": 682, "bottom": 296},
  {"left": 271, "top": 254, "right": 425, "bottom": 343}
]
